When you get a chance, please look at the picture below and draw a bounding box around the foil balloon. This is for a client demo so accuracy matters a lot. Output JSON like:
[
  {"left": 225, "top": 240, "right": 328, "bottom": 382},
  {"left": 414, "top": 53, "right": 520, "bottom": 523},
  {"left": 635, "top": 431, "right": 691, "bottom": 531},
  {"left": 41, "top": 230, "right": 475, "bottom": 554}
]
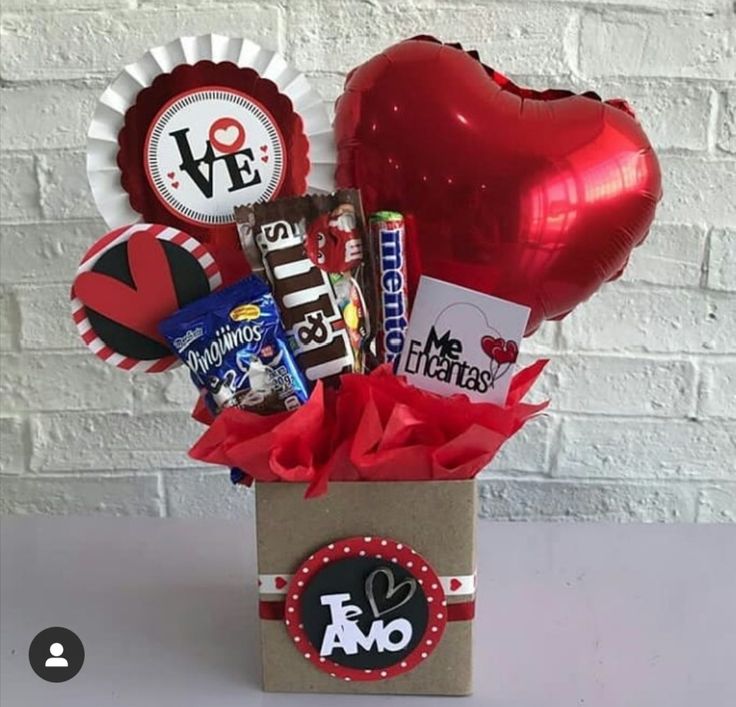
[{"left": 334, "top": 36, "right": 662, "bottom": 334}]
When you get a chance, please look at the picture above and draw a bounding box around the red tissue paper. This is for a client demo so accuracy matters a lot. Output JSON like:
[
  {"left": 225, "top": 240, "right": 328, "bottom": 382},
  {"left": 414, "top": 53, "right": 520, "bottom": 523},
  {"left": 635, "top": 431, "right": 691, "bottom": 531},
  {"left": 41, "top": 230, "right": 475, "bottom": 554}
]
[{"left": 189, "top": 360, "right": 549, "bottom": 498}]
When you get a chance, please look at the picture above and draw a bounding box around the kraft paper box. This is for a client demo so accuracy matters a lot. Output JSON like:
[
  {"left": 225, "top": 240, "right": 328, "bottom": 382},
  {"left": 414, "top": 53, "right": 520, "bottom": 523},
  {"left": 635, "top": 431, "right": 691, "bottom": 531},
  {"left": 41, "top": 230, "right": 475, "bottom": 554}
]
[{"left": 255, "top": 480, "right": 477, "bottom": 695}]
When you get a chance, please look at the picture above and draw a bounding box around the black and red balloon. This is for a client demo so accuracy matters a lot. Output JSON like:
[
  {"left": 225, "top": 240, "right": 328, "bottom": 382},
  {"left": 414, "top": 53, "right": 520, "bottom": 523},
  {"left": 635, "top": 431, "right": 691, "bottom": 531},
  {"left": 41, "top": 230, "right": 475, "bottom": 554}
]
[{"left": 334, "top": 36, "right": 662, "bottom": 334}]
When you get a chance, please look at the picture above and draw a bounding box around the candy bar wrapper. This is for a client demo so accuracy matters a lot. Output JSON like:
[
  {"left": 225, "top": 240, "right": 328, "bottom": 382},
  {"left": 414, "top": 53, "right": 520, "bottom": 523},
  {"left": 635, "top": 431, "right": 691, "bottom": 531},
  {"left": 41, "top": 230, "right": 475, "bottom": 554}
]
[
  {"left": 235, "top": 190, "right": 373, "bottom": 386},
  {"left": 160, "top": 275, "right": 309, "bottom": 415}
]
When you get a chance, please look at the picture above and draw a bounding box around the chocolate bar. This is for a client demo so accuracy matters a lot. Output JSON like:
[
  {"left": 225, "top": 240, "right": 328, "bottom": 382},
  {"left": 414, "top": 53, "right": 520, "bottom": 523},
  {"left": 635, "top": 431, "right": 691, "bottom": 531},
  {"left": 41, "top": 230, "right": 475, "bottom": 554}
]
[{"left": 235, "top": 190, "right": 370, "bottom": 384}]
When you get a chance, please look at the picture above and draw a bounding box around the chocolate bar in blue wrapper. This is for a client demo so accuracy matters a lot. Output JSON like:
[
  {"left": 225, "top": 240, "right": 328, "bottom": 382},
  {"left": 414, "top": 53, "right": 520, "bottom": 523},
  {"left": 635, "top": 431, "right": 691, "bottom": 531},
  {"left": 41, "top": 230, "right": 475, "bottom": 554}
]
[{"left": 160, "top": 275, "right": 309, "bottom": 415}]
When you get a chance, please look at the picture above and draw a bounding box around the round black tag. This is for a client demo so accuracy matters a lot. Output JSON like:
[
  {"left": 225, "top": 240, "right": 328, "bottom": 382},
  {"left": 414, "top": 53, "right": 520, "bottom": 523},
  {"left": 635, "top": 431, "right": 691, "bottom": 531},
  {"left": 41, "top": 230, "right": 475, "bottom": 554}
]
[{"left": 284, "top": 537, "right": 447, "bottom": 682}]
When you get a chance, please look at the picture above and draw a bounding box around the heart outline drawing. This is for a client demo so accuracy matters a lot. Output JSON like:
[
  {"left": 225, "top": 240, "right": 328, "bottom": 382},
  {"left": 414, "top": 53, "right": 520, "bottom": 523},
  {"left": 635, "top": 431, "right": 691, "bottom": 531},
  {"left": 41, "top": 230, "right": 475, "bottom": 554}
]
[{"left": 365, "top": 567, "right": 417, "bottom": 619}]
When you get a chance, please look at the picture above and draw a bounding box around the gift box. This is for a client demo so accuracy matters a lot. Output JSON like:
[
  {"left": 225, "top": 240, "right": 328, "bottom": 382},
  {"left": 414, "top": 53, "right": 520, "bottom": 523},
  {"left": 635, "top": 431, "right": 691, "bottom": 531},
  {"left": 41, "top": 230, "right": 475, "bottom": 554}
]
[
  {"left": 188, "top": 361, "right": 548, "bottom": 695},
  {"left": 255, "top": 479, "right": 476, "bottom": 695}
]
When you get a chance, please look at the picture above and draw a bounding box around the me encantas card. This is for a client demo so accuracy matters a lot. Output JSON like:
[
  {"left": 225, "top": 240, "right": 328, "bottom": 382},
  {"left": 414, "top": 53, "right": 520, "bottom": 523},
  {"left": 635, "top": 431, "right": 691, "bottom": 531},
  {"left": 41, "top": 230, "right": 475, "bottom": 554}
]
[{"left": 396, "top": 277, "right": 531, "bottom": 405}]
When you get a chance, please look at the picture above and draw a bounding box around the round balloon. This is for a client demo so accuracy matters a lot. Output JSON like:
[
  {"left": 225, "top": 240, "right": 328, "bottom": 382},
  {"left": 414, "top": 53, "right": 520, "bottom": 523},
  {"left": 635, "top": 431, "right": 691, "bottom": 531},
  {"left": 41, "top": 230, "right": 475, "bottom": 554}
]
[{"left": 334, "top": 36, "right": 662, "bottom": 334}]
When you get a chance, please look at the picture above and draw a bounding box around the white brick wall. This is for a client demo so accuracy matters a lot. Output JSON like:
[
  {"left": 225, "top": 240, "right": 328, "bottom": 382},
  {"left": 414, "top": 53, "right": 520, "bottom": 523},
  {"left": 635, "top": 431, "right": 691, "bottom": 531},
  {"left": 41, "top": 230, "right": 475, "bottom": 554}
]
[{"left": 1, "top": 0, "right": 734, "bottom": 521}]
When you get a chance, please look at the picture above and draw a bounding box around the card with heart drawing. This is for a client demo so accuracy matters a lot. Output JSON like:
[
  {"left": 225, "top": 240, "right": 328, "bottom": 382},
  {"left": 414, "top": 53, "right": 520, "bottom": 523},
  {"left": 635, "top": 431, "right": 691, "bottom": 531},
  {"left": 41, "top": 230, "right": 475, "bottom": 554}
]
[{"left": 396, "top": 276, "right": 531, "bottom": 405}]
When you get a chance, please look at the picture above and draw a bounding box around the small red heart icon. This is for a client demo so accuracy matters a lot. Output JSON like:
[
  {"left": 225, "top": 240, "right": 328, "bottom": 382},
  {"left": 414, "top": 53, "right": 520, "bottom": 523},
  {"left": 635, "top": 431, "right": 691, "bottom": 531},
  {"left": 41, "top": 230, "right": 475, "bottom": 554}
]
[
  {"left": 171, "top": 181, "right": 180, "bottom": 189},
  {"left": 480, "top": 336, "right": 502, "bottom": 358},
  {"left": 493, "top": 340, "right": 519, "bottom": 364},
  {"left": 167, "top": 172, "right": 175, "bottom": 179},
  {"left": 481, "top": 335, "right": 518, "bottom": 364},
  {"left": 261, "top": 155, "right": 269, "bottom": 163},
  {"left": 208, "top": 118, "right": 246, "bottom": 154},
  {"left": 260, "top": 145, "right": 268, "bottom": 153},
  {"left": 449, "top": 578, "right": 462, "bottom": 592},
  {"left": 274, "top": 576, "right": 287, "bottom": 589}
]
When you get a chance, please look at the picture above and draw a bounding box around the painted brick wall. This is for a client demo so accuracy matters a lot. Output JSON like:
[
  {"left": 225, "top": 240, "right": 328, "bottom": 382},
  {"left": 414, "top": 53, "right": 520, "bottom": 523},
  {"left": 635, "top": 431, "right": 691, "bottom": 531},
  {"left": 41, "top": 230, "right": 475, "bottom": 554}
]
[{"left": 1, "top": 0, "right": 734, "bottom": 521}]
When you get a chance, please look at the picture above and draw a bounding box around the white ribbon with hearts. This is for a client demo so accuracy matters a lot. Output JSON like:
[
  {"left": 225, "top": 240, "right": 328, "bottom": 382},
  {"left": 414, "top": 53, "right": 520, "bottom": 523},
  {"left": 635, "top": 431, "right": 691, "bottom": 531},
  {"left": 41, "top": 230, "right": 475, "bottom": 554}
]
[{"left": 258, "top": 573, "right": 476, "bottom": 597}]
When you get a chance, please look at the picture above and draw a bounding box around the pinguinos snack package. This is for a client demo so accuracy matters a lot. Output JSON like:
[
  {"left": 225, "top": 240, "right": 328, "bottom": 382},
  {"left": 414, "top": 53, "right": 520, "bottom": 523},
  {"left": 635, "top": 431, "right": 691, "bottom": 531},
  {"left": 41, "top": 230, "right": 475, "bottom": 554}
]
[{"left": 160, "top": 275, "right": 309, "bottom": 415}]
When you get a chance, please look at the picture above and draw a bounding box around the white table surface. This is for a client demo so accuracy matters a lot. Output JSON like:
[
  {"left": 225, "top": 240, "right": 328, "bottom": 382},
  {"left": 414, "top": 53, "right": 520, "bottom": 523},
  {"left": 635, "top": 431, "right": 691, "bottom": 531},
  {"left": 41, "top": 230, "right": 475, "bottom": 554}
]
[{"left": 1, "top": 516, "right": 735, "bottom": 707}]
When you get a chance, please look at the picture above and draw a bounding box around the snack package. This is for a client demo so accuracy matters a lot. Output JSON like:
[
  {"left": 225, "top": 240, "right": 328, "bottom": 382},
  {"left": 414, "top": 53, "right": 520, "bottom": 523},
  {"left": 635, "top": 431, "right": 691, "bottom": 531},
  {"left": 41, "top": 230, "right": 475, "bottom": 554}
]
[
  {"left": 160, "top": 275, "right": 309, "bottom": 415},
  {"left": 235, "top": 190, "right": 371, "bottom": 384}
]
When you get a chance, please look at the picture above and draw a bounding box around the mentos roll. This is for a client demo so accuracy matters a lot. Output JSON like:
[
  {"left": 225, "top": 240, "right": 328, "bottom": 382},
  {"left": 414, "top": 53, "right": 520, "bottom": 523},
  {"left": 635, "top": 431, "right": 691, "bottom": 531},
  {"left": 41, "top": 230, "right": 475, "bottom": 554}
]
[{"left": 369, "top": 211, "right": 409, "bottom": 364}]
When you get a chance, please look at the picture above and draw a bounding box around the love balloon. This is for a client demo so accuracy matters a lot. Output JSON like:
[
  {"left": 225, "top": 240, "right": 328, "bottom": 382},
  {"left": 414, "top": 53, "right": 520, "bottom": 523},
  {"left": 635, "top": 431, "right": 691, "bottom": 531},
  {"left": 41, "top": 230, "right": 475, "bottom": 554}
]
[{"left": 334, "top": 36, "right": 662, "bottom": 335}]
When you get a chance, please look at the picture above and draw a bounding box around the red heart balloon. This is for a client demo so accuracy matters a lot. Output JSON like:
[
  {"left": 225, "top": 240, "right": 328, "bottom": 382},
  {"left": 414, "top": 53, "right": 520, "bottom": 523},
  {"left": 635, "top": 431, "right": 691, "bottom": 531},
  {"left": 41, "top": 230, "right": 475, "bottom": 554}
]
[{"left": 335, "top": 37, "right": 662, "bottom": 335}]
